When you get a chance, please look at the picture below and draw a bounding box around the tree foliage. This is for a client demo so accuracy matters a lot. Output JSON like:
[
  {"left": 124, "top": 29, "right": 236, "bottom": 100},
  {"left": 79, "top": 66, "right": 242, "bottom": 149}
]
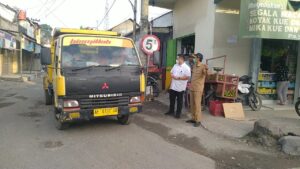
[{"left": 40, "top": 24, "right": 52, "bottom": 45}]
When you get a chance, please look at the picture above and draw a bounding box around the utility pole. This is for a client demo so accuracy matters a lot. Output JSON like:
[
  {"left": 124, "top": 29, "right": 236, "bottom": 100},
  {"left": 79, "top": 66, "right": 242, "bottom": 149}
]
[
  {"left": 133, "top": 0, "right": 137, "bottom": 42},
  {"left": 127, "top": 0, "right": 137, "bottom": 42},
  {"left": 104, "top": 0, "right": 110, "bottom": 30},
  {"left": 140, "top": 0, "right": 150, "bottom": 99},
  {"left": 19, "top": 33, "right": 23, "bottom": 77},
  {"left": 140, "top": 0, "right": 149, "bottom": 66}
]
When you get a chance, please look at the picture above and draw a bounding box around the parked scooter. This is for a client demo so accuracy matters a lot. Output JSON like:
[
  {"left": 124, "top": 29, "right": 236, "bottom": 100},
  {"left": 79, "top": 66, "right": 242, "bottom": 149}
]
[
  {"left": 295, "top": 97, "right": 300, "bottom": 117},
  {"left": 147, "top": 74, "right": 160, "bottom": 97},
  {"left": 237, "top": 75, "right": 262, "bottom": 111}
]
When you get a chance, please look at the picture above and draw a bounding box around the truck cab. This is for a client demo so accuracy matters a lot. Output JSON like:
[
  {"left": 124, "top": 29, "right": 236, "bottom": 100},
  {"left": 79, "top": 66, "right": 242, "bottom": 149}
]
[{"left": 41, "top": 28, "right": 145, "bottom": 129}]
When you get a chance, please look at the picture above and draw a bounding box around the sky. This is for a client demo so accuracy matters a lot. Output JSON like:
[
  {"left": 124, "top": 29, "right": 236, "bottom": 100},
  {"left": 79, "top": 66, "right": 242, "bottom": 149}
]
[{"left": 1, "top": 0, "right": 170, "bottom": 29}]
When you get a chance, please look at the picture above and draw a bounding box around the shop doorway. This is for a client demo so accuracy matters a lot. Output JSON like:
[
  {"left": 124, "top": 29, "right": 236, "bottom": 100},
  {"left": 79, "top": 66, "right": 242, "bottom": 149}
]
[
  {"left": 2, "top": 49, "right": 11, "bottom": 75},
  {"left": 179, "top": 34, "right": 195, "bottom": 55},
  {"left": 258, "top": 39, "right": 298, "bottom": 104}
]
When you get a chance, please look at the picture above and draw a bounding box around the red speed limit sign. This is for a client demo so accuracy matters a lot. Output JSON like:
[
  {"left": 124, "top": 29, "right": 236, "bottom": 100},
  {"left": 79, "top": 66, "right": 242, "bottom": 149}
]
[{"left": 140, "top": 35, "right": 160, "bottom": 55}]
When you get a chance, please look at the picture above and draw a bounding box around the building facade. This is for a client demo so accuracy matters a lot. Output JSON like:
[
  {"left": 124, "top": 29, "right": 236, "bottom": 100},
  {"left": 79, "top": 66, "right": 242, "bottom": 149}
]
[
  {"left": 110, "top": 12, "right": 173, "bottom": 89},
  {"left": 0, "top": 3, "right": 19, "bottom": 75},
  {"left": 153, "top": 0, "right": 300, "bottom": 104},
  {"left": 0, "top": 2, "right": 41, "bottom": 76}
]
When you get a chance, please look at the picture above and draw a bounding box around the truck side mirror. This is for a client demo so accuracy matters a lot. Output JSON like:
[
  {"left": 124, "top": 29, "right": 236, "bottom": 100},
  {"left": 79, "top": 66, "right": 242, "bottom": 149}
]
[
  {"left": 153, "top": 51, "right": 161, "bottom": 66},
  {"left": 41, "top": 47, "right": 51, "bottom": 65}
]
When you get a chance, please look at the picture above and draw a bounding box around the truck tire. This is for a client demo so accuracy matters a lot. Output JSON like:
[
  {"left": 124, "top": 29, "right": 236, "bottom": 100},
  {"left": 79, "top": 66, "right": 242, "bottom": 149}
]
[
  {"left": 54, "top": 108, "right": 70, "bottom": 130},
  {"left": 56, "top": 121, "right": 70, "bottom": 130},
  {"left": 295, "top": 101, "right": 300, "bottom": 117},
  {"left": 45, "top": 90, "right": 53, "bottom": 105},
  {"left": 117, "top": 115, "right": 131, "bottom": 125}
]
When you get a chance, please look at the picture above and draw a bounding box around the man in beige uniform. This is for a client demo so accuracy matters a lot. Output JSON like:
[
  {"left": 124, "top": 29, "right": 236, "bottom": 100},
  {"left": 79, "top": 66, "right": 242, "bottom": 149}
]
[{"left": 186, "top": 53, "right": 208, "bottom": 127}]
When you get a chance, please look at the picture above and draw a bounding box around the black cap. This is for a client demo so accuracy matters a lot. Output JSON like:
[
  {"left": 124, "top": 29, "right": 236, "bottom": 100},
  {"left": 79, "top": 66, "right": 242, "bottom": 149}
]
[{"left": 195, "top": 53, "right": 203, "bottom": 60}]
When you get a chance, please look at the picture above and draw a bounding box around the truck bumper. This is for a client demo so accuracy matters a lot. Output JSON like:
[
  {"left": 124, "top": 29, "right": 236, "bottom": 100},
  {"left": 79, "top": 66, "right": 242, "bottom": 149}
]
[{"left": 59, "top": 104, "right": 142, "bottom": 122}]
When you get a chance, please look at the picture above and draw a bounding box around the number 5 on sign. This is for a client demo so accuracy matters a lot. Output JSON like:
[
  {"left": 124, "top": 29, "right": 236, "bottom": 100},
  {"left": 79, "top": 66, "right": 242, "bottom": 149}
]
[{"left": 140, "top": 35, "right": 160, "bottom": 55}]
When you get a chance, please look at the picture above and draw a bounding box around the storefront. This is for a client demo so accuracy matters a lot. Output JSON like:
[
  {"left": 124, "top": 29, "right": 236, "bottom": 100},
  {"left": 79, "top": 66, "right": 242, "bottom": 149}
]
[
  {"left": 0, "top": 30, "right": 18, "bottom": 76},
  {"left": 258, "top": 40, "right": 298, "bottom": 104},
  {"left": 240, "top": 0, "right": 300, "bottom": 104},
  {"left": 21, "top": 36, "right": 41, "bottom": 72},
  {"left": 154, "top": 0, "right": 300, "bottom": 104},
  {"left": 177, "top": 34, "right": 195, "bottom": 55}
]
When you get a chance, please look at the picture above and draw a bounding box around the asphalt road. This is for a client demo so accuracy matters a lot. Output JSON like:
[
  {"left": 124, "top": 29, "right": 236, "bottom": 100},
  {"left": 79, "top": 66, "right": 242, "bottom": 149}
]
[
  {"left": 1, "top": 80, "right": 300, "bottom": 169},
  {"left": 0, "top": 80, "right": 215, "bottom": 169}
]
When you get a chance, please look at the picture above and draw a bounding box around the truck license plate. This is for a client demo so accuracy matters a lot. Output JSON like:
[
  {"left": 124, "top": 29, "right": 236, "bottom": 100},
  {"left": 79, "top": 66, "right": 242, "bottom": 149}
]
[{"left": 93, "top": 107, "right": 118, "bottom": 117}]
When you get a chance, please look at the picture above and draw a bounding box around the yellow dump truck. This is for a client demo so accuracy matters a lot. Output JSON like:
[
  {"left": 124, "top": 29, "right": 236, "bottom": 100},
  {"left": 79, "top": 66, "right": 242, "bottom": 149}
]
[{"left": 41, "top": 28, "right": 145, "bottom": 130}]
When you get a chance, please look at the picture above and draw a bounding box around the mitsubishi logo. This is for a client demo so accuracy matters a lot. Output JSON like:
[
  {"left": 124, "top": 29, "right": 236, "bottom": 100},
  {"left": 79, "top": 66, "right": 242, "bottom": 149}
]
[{"left": 101, "top": 82, "right": 109, "bottom": 90}]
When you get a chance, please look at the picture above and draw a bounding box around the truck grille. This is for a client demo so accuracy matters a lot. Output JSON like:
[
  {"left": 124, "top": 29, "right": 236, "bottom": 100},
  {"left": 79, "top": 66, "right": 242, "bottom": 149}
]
[{"left": 79, "top": 96, "right": 129, "bottom": 109}]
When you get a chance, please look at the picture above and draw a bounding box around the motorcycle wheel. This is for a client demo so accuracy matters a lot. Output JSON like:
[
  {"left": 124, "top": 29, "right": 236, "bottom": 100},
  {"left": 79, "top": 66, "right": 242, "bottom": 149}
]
[
  {"left": 152, "top": 84, "right": 160, "bottom": 97},
  {"left": 249, "top": 93, "right": 262, "bottom": 111},
  {"left": 295, "top": 101, "right": 300, "bottom": 117}
]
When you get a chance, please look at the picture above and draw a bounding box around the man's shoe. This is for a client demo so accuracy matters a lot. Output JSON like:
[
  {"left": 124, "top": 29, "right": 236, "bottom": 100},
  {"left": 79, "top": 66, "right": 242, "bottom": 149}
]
[
  {"left": 175, "top": 114, "right": 181, "bottom": 119},
  {"left": 194, "top": 122, "right": 201, "bottom": 127},
  {"left": 165, "top": 112, "right": 173, "bottom": 116},
  {"left": 186, "top": 119, "right": 196, "bottom": 123}
]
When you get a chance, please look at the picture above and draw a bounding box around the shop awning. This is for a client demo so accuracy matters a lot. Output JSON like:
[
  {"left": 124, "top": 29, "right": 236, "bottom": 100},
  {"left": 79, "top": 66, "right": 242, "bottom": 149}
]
[
  {"left": 150, "top": 0, "right": 176, "bottom": 9},
  {"left": 21, "top": 37, "right": 35, "bottom": 52},
  {"left": 0, "top": 30, "right": 17, "bottom": 50}
]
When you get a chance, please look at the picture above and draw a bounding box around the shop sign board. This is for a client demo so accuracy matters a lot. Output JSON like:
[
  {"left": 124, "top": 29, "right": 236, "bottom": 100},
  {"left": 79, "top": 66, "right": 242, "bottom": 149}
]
[
  {"left": 240, "top": 0, "right": 300, "bottom": 40},
  {"left": 19, "top": 20, "right": 35, "bottom": 39},
  {"left": 0, "top": 30, "right": 16, "bottom": 50},
  {"left": 0, "top": 31, "right": 4, "bottom": 48},
  {"left": 22, "top": 37, "right": 34, "bottom": 52},
  {"left": 0, "top": 39, "right": 4, "bottom": 48}
]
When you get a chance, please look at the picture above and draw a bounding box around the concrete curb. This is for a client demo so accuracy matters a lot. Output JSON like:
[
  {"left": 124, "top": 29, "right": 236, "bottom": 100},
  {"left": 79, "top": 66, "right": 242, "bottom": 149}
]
[{"left": 0, "top": 74, "right": 36, "bottom": 82}]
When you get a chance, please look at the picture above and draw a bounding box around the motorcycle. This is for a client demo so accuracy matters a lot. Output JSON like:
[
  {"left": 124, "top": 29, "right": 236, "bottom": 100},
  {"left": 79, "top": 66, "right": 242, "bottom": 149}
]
[
  {"left": 238, "top": 75, "right": 262, "bottom": 111},
  {"left": 295, "top": 97, "right": 300, "bottom": 117},
  {"left": 147, "top": 74, "right": 160, "bottom": 97}
]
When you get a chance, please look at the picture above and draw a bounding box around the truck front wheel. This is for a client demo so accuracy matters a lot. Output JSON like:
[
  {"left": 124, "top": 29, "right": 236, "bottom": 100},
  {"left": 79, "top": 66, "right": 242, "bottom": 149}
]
[
  {"left": 54, "top": 108, "right": 70, "bottom": 130},
  {"left": 45, "top": 90, "right": 53, "bottom": 105},
  {"left": 117, "top": 115, "right": 131, "bottom": 125}
]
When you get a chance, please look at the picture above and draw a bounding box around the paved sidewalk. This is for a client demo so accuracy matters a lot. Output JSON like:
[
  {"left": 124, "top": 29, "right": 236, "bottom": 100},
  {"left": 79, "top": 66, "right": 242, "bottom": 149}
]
[
  {"left": 155, "top": 92, "right": 300, "bottom": 138},
  {"left": 0, "top": 73, "right": 40, "bottom": 82}
]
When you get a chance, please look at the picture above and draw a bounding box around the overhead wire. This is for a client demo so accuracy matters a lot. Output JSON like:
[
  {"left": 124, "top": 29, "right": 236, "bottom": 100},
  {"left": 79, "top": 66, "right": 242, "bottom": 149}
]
[
  {"left": 36, "top": 0, "right": 68, "bottom": 27},
  {"left": 34, "top": 0, "right": 49, "bottom": 16},
  {"left": 96, "top": 0, "right": 117, "bottom": 29},
  {"left": 45, "top": 0, "right": 66, "bottom": 17},
  {"left": 35, "top": 0, "right": 57, "bottom": 17}
]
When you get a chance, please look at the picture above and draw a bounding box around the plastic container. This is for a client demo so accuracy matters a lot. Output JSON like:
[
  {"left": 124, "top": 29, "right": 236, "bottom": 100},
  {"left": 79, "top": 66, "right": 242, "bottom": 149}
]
[{"left": 209, "top": 100, "right": 224, "bottom": 116}]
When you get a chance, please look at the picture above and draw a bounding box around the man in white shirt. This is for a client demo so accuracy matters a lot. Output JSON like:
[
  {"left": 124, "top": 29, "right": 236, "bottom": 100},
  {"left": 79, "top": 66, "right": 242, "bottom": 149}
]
[{"left": 165, "top": 54, "right": 191, "bottom": 118}]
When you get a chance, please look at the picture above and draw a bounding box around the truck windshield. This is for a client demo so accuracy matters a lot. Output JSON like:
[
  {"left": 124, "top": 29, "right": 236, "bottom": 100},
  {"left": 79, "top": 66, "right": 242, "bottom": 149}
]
[{"left": 61, "top": 36, "right": 140, "bottom": 68}]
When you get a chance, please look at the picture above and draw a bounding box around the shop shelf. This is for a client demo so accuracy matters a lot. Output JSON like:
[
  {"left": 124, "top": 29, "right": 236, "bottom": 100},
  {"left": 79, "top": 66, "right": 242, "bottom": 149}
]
[
  {"left": 206, "top": 73, "right": 239, "bottom": 85},
  {"left": 257, "top": 81, "right": 276, "bottom": 88},
  {"left": 215, "top": 83, "right": 238, "bottom": 99},
  {"left": 206, "top": 73, "right": 225, "bottom": 83},
  {"left": 258, "top": 73, "right": 276, "bottom": 81},
  {"left": 257, "top": 88, "right": 276, "bottom": 95},
  {"left": 288, "top": 90, "right": 294, "bottom": 95},
  {"left": 289, "top": 83, "right": 295, "bottom": 89},
  {"left": 225, "top": 75, "right": 239, "bottom": 85}
]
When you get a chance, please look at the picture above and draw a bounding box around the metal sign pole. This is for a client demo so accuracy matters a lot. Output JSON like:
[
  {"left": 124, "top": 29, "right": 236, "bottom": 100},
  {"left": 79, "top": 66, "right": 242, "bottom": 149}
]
[
  {"left": 20, "top": 34, "right": 23, "bottom": 77},
  {"left": 145, "top": 54, "right": 150, "bottom": 95}
]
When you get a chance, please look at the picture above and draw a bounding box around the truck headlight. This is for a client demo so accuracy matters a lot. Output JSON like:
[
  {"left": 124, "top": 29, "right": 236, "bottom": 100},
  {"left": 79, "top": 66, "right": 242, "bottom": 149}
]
[
  {"left": 130, "top": 96, "right": 141, "bottom": 103},
  {"left": 64, "top": 100, "right": 79, "bottom": 108}
]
